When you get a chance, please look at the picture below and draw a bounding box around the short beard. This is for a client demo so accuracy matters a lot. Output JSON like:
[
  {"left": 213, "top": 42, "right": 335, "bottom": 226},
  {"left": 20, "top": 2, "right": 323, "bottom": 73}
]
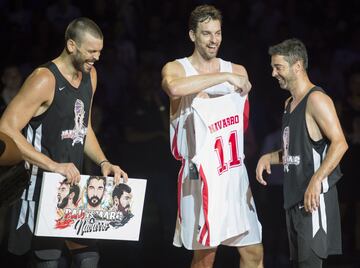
[
  {"left": 57, "top": 196, "right": 69, "bottom": 209},
  {"left": 119, "top": 204, "right": 131, "bottom": 215},
  {"left": 88, "top": 196, "right": 101, "bottom": 208},
  {"left": 72, "top": 53, "right": 86, "bottom": 73}
]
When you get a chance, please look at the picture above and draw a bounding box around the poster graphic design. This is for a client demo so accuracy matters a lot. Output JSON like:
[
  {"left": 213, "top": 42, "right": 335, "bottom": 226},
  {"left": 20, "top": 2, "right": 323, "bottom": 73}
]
[{"left": 35, "top": 172, "right": 147, "bottom": 241}]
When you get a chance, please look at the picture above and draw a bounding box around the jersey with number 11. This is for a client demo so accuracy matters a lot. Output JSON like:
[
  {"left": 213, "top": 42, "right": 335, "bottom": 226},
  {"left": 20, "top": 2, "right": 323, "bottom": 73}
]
[{"left": 191, "top": 92, "right": 250, "bottom": 246}]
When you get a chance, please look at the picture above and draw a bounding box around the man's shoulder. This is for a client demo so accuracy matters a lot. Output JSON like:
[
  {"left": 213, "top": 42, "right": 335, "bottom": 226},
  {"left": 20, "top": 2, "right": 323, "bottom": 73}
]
[
  {"left": 230, "top": 62, "right": 247, "bottom": 76},
  {"left": 162, "top": 59, "right": 185, "bottom": 74},
  {"left": 165, "top": 58, "right": 186, "bottom": 66},
  {"left": 30, "top": 66, "right": 55, "bottom": 83},
  {"left": 306, "top": 88, "right": 335, "bottom": 116},
  {"left": 18, "top": 67, "right": 56, "bottom": 102},
  {"left": 307, "top": 88, "right": 330, "bottom": 104}
]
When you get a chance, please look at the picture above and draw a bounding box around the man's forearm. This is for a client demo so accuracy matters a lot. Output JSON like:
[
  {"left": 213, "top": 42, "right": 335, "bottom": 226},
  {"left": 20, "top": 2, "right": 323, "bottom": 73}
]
[
  {"left": 311, "top": 140, "right": 348, "bottom": 182},
  {"left": 270, "top": 150, "right": 283, "bottom": 165},
  {"left": 2, "top": 129, "right": 57, "bottom": 171},
  {"left": 165, "top": 72, "right": 231, "bottom": 97}
]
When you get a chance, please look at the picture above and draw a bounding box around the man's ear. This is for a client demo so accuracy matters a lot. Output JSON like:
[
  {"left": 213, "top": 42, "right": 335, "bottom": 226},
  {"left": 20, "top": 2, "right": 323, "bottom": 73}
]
[
  {"left": 294, "top": 60, "right": 303, "bottom": 74},
  {"left": 66, "top": 39, "right": 76, "bottom": 54},
  {"left": 189, "top": 30, "right": 196, "bottom": 42}
]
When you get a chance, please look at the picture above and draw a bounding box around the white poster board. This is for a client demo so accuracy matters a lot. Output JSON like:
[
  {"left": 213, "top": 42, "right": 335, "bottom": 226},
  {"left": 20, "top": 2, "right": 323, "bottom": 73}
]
[{"left": 35, "top": 172, "right": 146, "bottom": 241}]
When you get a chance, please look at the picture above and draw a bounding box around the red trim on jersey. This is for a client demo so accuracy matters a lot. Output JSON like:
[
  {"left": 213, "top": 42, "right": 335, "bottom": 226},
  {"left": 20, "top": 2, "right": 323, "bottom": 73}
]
[
  {"left": 177, "top": 159, "right": 185, "bottom": 222},
  {"left": 243, "top": 98, "right": 249, "bottom": 133},
  {"left": 199, "top": 221, "right": 208, "bottom": 246},
  {"left": 198, "top": 165, "right": 211, "bottom": 246},
  {"left": 171, "top": 122, "right": 185, "bottom": 222},
  {"left": 171, "top": 123, "right": 182, "bottom": 160}
]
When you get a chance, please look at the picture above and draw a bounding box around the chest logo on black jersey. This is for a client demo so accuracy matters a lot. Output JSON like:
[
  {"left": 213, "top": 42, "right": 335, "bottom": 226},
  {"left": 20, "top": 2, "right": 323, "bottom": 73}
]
[
  {"left": 282, "top": 126, "right": 300, "bottom": 172},
  {"left": 61, "top": 99, "right": 88, "bottom": 146}
]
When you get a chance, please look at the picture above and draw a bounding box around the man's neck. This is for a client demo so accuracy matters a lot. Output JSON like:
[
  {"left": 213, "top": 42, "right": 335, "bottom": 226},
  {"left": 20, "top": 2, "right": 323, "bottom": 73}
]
[
  {"left": 54, "top": 50, "right": 82, "bottom": 82},
  {"left": 188, "top": 52, "right": 219, "bottom": 74},
  {"left": 290, "top": 75, "right": 314, "bottom": 102}
]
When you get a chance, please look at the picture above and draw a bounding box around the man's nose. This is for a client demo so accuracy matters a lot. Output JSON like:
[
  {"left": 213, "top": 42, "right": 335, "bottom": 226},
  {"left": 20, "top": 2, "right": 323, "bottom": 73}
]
[
  {"left": 271, "top": 68, "right": 277, "bottom": 77},
  {"left": 93, "top": 52, "right": 100, "bottom": 61}
]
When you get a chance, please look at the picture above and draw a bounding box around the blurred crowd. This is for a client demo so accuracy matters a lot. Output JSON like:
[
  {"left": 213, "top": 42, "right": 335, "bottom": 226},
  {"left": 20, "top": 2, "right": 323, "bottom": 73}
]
[{"left": 0, "top": 0, "right": 359, "bottom": 267}]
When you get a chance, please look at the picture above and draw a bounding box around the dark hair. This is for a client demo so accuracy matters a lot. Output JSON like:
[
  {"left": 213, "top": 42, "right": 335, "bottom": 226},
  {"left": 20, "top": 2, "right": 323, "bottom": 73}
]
[
  {"left": 87, "top": 175, "right": 106, "bottom": 188},
  {"left": 65, "top": 17, "right": 103, "bottom": 45},
  {"left": 268, "top": 38, "right": 308, "bottom": 69},
  {"left": 69, "top": 184, "right": 80, "bottom": 205},
  {"left": 188, "top": 5, "right": 222, "bottom": 32},
  {"left": 112, "top": 183, "right": 132, "bottom": 199},
  {"left": 60, "top": 179, "right": 80, "bottom": 205}
]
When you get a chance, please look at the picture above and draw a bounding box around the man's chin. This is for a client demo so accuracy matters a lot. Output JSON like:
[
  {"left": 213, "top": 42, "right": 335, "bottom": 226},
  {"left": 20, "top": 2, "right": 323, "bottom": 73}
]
[
  {"left": 205, "top": 53, "right": 217, "bottom": 60},
  {"left": 84, "top": 62, "right": 95, "bottom": 72},
  {"left": 75, "top": 64, "right": 91, "bottom": 73},
  {"left": 82, "top": 66, "right": 92, "bottom": 73},
  {"left": 278, "top": 82, "right": 287, "bottom": 89}
]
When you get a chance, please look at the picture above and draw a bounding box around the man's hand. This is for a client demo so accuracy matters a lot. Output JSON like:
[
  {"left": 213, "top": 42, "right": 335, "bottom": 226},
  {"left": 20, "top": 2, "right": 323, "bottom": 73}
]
[
  {"left": 304, "top": 178, "right": 321, "bottom": 213},
  {"left": 53, "top": 163, "right": 80, "bottom": 185},
  {"left": 255, "top": 154, "right": 272, "bottom": 186},
  {"left": 196, "top": 91, "right": 210, "bottom": 99},
  {"left": 228, "top": 74, "right": 252, "bottom": 96},
  {"left": 101, "top": 161, "right": 128, "bottom": 184}
]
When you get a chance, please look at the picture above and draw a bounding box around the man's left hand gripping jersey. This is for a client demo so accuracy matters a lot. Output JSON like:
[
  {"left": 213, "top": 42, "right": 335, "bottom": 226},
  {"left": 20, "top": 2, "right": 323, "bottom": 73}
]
[{"left": 191, "top": 92, "right": 250, "bottom": 246}]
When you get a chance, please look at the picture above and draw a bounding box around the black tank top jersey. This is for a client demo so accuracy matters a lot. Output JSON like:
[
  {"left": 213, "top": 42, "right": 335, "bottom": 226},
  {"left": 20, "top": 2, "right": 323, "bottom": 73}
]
[
  {"left": 22, "top": 62, "right": 93, "bottom": 202},
  {"left": 281, "top": 86, "right": 342, "bottom": 209}
]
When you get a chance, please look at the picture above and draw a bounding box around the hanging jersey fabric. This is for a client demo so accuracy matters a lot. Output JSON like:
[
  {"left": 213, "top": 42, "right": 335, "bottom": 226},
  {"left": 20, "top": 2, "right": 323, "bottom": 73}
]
[
  {"left": 191, "top": 92, "right": 250, "bottom": 246},
  {"left": 169, "top": 57, "right": 260, "bottom": 249}
]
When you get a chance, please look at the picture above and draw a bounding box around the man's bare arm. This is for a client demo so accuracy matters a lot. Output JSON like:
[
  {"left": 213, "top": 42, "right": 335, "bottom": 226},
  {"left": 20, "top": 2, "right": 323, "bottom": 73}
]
[
  {"left": 0, "top": 68, "right": 81, "bottom": 183},
  {"left": 256, "top": 150, "right": 283, "bottom": 185},
  {"left": 0, "top": 68, "right": 59, "bottom": 170},
  {"left": 304, "top": 91, "right": 348, "bottom": 212},
  {"left": 231, "top": 63, "right": 252, "bottom": 96},
  {"left": 0, "top": 131, "right": 22, "bottom": 165},
  {"left": 161, "top": 61, "right": 250, "bottom": 99},
  {"left": 84, "top": 67, "right": 128, "bottom": 183},
  {"left": 161, "top": 60, "right": 251, "bottom": 114}
]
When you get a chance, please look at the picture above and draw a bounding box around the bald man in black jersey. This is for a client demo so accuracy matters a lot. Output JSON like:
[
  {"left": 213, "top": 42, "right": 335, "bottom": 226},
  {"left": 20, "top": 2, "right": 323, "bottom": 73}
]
[{"left": 0, "top": 17, "right": 128, "bottom": 268}]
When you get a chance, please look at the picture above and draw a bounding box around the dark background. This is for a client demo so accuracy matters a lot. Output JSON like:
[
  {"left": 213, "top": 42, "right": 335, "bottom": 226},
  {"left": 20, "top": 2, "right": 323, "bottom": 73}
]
[{"left": 0, "top": 0, "right": 360, "bottom": 267}]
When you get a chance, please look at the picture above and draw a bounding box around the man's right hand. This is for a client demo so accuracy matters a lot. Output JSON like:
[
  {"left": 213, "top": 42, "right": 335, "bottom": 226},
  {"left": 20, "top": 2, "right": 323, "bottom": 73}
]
[
  {"left": 255, "top": 154, "right": 272, "bottom": 186},
  {"left": 53, "top": 163, "right": 80, "bottom": 185},
  {"left": 227, "top": 73, "right": 252, "bottom": 96}
]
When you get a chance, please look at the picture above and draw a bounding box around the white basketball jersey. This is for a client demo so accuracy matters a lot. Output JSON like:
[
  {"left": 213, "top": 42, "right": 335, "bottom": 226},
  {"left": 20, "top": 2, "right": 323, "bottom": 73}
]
[
  {"left": 170, "top": 58, "right": 257, "bottom": 249},
  {"left": 169, "top": 57, "right": 235, "bottom": 162},
  {"left": 191, "top": 93, "right": 250, "bottom": 246}
]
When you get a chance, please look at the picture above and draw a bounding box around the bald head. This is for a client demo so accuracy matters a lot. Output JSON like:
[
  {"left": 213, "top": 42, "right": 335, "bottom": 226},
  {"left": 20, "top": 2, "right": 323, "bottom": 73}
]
[{"left": 65, "top": 17, "right": 103, "bottom": 45}]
